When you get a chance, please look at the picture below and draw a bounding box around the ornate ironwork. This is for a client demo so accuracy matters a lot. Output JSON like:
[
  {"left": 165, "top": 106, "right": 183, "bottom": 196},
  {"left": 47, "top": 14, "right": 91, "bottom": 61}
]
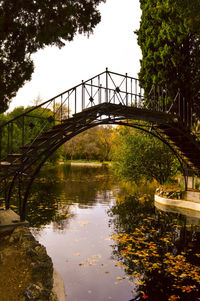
[{"left": 0, "top": 69, "right": 199, "bottom": 220}]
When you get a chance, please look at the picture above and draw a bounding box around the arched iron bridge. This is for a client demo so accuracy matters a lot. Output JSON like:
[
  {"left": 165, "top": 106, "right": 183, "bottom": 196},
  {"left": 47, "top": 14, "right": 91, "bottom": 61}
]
[{"left": 0, "top": 69, "right": 200, "bottom": 220}]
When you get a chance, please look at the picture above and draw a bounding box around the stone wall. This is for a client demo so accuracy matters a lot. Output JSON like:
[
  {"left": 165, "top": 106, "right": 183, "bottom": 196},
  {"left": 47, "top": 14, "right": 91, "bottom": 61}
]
[
  {"left": 184, "top": 191, "right": 200, "bottom": 204},
  {"left": 9, "top": 226, "right": 58, "bottom": 301}
]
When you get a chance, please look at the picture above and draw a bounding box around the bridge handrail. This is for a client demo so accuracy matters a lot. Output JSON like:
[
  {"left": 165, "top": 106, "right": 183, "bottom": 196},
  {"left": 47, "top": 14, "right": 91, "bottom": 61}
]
[
  {"left": 0, "top": 68, "right": 185, "bottom": 161},
  {"left": 0, "top": 69, "right": 177, "bottom": 130}
]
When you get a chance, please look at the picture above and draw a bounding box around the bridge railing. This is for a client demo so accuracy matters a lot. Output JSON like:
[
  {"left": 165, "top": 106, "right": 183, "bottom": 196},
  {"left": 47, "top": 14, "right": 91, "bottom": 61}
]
[{"left": 0, "top": 69, "right": 181, "bottom": 160}]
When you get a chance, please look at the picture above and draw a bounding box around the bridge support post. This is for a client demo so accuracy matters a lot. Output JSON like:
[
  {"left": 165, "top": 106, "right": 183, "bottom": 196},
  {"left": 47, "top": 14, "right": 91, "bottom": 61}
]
[{"left": 106, "top": 68, "right": 108, "bottom": 102}]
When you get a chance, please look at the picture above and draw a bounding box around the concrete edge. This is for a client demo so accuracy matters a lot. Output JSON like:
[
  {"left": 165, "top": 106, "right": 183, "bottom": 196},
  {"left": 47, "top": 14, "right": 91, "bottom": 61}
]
[
  {"left": 52, "top": 269, "right": 67, "bottom": 301},
  {"left": 0, "top": 209, "right": 29, "bottom": 234},
  {"left": 154, "top": 194, "right": 200, "bottom": 212}
]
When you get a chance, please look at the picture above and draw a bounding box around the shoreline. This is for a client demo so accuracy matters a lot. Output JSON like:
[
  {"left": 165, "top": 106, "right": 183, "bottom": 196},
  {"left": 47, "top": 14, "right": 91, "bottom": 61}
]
[
  {"left": 0, "top": 224, "right": 66, "bottom": 301},
  {"left": 154, "top": 193, "right": 200, "bottom": 213}
]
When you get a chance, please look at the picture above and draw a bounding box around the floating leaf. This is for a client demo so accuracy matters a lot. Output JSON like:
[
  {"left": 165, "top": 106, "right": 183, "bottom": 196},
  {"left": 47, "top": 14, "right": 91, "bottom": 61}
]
[{"left": 78, "top": 220, "right": 89, "bottom": 227}]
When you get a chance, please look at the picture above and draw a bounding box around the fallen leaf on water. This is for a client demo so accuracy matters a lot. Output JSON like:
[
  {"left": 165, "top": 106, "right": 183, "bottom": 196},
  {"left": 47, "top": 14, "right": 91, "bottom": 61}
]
[
  {"left": 92, "top": 254, "right": 102, "bottom": 259},
  {"left": 78, "top": 220, "right": 89, "bottom": 227},
  {"left": 74, "top": 252, "right": 81, "bottom": 256}
]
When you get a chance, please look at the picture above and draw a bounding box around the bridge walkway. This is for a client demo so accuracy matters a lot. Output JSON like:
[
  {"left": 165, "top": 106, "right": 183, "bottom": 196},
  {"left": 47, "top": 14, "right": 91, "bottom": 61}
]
[{"left": 0, "top": 69, "right": 199, "bottom": 220}]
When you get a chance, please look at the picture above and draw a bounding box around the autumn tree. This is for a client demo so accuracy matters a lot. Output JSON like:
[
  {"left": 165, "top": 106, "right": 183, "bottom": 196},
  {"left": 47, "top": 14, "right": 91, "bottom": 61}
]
[
  {"left": 64, "top": 126, "right": 114, "bottom": 161},
  {"left": 0, "top": 0, "right": 105, "bottom": 113},
  {"left": 137, "top": 0, "right": 200, "bottom": 118},
  {"left": 112, "top": 126, "right": 178, "bottom": 185}
]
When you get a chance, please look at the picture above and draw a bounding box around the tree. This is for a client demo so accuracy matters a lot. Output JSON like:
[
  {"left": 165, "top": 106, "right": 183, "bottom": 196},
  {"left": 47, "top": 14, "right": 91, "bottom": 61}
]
[
  {"left": 137, "top": 0, "right": 200, "bottom": 119},
  {"left": 0, "top": 0, "right": 105, "bottom": 112},
  {"left": 64, "top": 126, "right": 114, "bottom": 161},
  {"left": 0, "top": 104, "right": 64, "bottom": 162},
  {"left": 174, "top": 0, "right": 200, "bottom": 33},
  {"left": 112, "top": 126, "right": 178, "bottom": 185}
]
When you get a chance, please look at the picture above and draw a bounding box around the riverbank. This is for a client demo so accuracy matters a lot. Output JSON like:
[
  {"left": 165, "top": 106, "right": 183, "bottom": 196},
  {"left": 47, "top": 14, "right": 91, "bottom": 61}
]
[
  {"left": 0, "top": 226, "right": 66, "bottom": 301},
  {"left": 58, "top": 160, "right": 112, "bottom": 167},
  {"left": 155, "top": 186, "right": 200, "bottom": 214}
]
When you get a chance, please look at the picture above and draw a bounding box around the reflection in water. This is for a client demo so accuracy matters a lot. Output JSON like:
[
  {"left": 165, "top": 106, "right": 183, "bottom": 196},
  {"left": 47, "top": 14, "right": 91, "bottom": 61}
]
[
  {"left": 24, "top": 164, "right": 116, "bottom": 228},
  {"left": 27, "top": 165, "right": 137, "bottom": 301},
  {"left": 11, "top": 164, "right": 200, "bottom": 300},
  {"left": 155, "top": 201, "right": 200, "bottom": 226},
  {"left": 109, "top": 195, "right": 200, "bottom": 300}
]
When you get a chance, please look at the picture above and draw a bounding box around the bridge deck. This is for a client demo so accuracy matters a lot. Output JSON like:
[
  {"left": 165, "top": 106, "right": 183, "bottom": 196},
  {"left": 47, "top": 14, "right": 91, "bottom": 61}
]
[{"left": 0, "top": 69, "right": 199, "bottom": 220}]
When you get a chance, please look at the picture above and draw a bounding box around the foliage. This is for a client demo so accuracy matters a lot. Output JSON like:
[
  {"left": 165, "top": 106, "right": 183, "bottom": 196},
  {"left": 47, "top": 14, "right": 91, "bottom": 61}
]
[
  {"left": 112, "top": 126, "right": 179, "bottom": 185},
  {"left": 0, "top": 105, "right": 63, "bottom": 162},
  {"left": 137, "top": 0, "right": 200, "bottom": 116},
  {"left": 64, "top": 125, "right": 114, "bottom": 161},
  {"left": 0, "top": 0, "right": 105, "bottom": 112},
  {"left": 172, "top": 0, "right": 200, "bottom": 33},
  {"left": 109, "top": 194, "right": 200, "bottom": 301},
  {"left": 0, "top": 103, "right": 114, "bottom": 163}
]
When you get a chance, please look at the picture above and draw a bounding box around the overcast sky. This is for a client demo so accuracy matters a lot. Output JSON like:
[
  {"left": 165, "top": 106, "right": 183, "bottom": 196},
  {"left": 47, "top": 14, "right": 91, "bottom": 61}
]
[{"left": 10, "top": 0, "right": 141, "bottom": 110}]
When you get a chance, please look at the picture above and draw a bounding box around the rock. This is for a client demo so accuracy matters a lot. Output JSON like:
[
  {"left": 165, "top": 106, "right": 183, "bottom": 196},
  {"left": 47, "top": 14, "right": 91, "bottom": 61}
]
[
  {"left": 26, "top": 247, "right": 38, "bottom": 257},
  {"left": 24, "top": 283, "right": 52, "bottom": 301},
  {"left": 24, "top": 284, "right": 43, "bottom": 300},
  {"left": 9, "top": 226, "right": 34, "bottom": 243},
  {"left": 32, "top": 260, "right": 53, "bottom": 289}
]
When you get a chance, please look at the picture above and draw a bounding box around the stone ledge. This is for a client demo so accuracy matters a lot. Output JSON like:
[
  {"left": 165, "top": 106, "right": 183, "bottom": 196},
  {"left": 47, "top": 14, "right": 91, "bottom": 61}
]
[
  {"left": 155, "top": 194, "right": 200, "bottom": 212},
  {"left": 184, "top": 191, "right": 200, "bottom": 203},
  {"left": 0, "top": 209, "right": 29, "bottom": 234}
]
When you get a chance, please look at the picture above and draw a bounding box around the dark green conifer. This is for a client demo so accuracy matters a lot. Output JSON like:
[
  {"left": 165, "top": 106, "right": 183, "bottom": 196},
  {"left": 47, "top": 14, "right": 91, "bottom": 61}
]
[{"left": 137, "top": 0, "right": 200, "bottom": 119}]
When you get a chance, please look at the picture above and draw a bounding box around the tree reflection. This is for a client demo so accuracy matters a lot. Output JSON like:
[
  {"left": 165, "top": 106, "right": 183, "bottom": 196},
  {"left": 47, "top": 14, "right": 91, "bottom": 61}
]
[
  {"left": 10, "top": 164, "right": 116, "bottom": 229},
  {"left": 109, "top": 195, "right": 200, "bottom": 300},
  {"left": 51, "top": 164, "right": 116, "bottom": 206}
]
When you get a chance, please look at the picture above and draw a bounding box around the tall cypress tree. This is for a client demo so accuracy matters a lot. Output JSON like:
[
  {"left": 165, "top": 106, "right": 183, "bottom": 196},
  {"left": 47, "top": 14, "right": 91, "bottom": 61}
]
[{"left": 137, "top": 0, "right": 200, "bottom": 122}]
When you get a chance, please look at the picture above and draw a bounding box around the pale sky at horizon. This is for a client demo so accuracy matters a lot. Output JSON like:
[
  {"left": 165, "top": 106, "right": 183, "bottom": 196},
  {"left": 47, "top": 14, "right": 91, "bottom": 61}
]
[{"left": 10, "top": 0, "right": 142, "bottom": 111}]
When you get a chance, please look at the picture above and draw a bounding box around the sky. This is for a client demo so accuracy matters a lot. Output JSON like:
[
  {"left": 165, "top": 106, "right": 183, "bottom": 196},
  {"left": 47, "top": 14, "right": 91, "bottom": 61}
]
[{"left": 10, "top": 0, "right": 142, "bottom": 111}]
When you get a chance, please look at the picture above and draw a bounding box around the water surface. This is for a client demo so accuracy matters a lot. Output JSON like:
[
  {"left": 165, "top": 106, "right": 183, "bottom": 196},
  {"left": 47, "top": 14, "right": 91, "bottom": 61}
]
[
  {"left": 30, "top": 165, "right": 136, "bottom": 301},
  {"left": 19, "top": 164, "right": 200, "bottom": 301}
]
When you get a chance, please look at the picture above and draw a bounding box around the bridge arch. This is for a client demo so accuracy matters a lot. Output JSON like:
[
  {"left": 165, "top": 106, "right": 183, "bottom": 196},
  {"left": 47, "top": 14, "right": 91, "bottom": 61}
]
[
  {"left": 4, "top": 105, "right": 189, "bottom": 221},
  {"left": 0, "top": 70, "right": 199, "bottom": 220}
]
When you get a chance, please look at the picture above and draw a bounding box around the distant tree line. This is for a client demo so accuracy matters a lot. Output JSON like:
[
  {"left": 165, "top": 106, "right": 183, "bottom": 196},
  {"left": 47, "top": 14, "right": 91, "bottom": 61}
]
[
  {"left": 0, "top": 105, "right": 114, "bottom": 163},
  {"left": 64, "top": 126, "right": 114, "bottom": 162},
  {"left": 0, "top": 104, "right": 180, "bottom": 184}
]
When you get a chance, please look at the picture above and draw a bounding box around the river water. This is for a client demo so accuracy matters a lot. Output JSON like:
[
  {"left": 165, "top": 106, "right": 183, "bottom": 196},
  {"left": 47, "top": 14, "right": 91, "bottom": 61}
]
[{"left": 21, "top": 164, "right": 200, "bottom": 301}]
